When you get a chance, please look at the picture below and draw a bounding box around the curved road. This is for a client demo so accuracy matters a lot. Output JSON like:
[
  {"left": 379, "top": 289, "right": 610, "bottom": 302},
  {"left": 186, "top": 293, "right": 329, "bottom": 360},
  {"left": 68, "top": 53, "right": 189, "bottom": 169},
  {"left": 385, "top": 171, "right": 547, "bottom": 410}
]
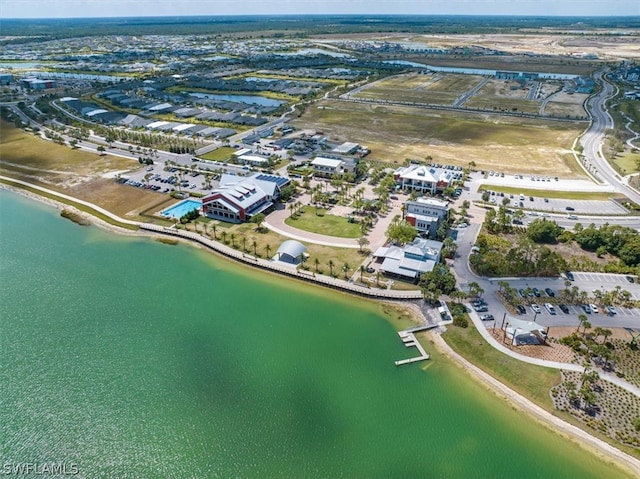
[{"left": 579, "top": 71, "right": 640, "bottom": 205}]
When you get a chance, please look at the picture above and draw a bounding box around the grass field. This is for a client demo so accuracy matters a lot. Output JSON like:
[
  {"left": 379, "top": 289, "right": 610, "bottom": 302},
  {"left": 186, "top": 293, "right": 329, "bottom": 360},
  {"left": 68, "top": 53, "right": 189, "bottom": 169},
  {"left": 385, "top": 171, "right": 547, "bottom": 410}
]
[
  {"left": 441, "top": 323, "right": 560, "bottom": 409},
  {"left": 613, "top": 151, "right": 640, "bottom": 176},
  {"left": 182, "top": 217, "right": 366, "bottom": 277},
  {"left": 0, "top": 177, "right": 139, "bottom": 231},
  {"left": 0, "top": 121, "right": 176, "bottom": 220},
  {"left": 355, "top": 73, "right": 483, "bottom": 106},
  {"left": 478, "top": 184, "right": 622, "bottom": 201},
  {"left": 294, "top": 100, "right": 584, "bottom": 176},
  {"left": 199, "top": 147, "right": 236, "bottom": 162},
  {"left": 284, "top": 207, "right": 361, "bottom": 238},
  {"left": 0, "top": 120, "right": 135, "bottom": 185}
]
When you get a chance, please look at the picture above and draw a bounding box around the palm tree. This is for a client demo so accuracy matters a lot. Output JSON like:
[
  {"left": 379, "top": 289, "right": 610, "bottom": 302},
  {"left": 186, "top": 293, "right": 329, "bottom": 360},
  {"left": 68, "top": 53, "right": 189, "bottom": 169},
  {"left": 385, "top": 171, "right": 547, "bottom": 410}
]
[
  {"left": 576, "top": 314, "right": 587, "bottom": 333},
  {"left": 289, "top": 203, "right": 295, "bottom": 218},
  {"left": 230, "top": 233, "right": 236, "bottom": 248},
  {"left": 314, "top": 257, "right": 320, "bottom": 273},
  {"left": 357, "top": 236, "right": 370, "bottom": 253},
  {"left": 221, "top": 231, "right": 227, "bottom": 244},
  {"left": 265, "top": 243, "right": 272, "bottom": 259},
  {"left": 342, "top": 263, "right": 350, "bottom": 279},
  {"left": 328, "top": 259, "right": 335, "bottom": 277},
  {"left": 241, "top": 235, "right": 247, "bottom": 252},
  {"left": 360, "top": 265, "right": 365, "bottom": 282},
  {"left": 252, "top": 239, "right": 258, "bottom": 257},
  {"left": 212, "top": 224, "right": 217, "bottom": 240},
  {"left": 376, "top": 270, "right": 381, "bottom": 287}
]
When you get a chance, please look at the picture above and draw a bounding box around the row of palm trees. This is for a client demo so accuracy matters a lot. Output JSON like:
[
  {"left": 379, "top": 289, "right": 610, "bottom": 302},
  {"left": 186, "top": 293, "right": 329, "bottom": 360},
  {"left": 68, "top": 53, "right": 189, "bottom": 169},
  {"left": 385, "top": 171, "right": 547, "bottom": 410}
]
[{"left": 194, "top": 220, "right": 365, "bottom": 280}]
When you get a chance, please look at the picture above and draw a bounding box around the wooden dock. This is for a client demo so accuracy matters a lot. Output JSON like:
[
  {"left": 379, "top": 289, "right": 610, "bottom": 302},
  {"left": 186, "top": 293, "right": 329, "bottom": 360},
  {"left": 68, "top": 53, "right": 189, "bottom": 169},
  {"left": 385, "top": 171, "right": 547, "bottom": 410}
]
[{"left": 394, "top": 329, "right": 431, "bottom": 366}]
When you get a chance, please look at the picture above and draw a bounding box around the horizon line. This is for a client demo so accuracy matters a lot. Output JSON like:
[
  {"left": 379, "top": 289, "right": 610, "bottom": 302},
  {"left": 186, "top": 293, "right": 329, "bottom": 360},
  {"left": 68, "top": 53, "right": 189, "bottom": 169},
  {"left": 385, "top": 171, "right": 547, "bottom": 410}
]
[{"left": 2, "top": 13, "right": 640, "bottom": 20}]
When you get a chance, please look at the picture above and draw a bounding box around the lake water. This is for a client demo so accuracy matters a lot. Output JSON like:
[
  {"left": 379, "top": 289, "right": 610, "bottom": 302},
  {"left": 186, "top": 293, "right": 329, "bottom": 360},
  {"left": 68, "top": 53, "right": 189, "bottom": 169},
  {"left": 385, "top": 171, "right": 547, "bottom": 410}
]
[
  {"left": 0, "top": 189, "right": 633, "bottom": 478},
  {"left": 189, "top": 92, "right": 284, "bottom": 107}
]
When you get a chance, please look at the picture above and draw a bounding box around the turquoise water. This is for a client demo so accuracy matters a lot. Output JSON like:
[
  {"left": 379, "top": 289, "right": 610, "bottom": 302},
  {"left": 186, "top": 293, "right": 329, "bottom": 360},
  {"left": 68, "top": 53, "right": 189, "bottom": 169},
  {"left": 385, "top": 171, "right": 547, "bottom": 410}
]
[
  {"left": 161, "top": 198, "right": 201, "bottom": 218},
  {"left": 0, "top": 190, "right": 634, "bottom": 478}
]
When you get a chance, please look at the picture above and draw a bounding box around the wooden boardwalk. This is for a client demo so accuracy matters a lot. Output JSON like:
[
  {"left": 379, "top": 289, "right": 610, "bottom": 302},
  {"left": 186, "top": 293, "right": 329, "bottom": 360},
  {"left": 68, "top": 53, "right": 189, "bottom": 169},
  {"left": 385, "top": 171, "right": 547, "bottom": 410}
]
[{"left": 394, "top": 328, "right": 434, "bottom": 366}]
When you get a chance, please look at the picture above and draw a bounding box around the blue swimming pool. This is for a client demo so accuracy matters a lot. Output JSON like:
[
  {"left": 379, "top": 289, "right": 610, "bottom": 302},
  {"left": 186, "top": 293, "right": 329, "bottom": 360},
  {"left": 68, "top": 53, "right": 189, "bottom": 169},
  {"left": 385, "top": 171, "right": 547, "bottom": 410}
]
[{"left": 160, "top": 199, "right": 202, "bottom": 219}]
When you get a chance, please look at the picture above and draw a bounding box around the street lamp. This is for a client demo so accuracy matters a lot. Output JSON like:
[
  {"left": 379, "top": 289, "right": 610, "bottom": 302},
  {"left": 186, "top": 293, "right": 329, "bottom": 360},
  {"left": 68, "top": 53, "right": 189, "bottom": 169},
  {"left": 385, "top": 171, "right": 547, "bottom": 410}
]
[{"left": 533, "top": 310, "right": 539, "bottom": 322}]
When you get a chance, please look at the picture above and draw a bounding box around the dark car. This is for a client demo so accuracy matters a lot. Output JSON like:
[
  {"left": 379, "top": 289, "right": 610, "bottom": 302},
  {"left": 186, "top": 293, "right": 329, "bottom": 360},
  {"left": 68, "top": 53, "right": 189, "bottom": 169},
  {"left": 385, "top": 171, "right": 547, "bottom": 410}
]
[
  {"left": 582, "top": 304, "right": 592, "bottom": 314},
  {"left": 518, "top": 288, "right": 526, "bottom": 298},
  {"left": 516, "top": 305, "right": 527, "bottom": 315},
  {"left": 558, "top": 304, "right": 570, "bottom": 314},
  {"left": 626, "top": 276, "right": 635, "bottom": 283},
  {"left": 545, "top": 288, "right": 555, "bottom": 297},
  {"left": 565, "top": 271, "right": 575, "bottom": 281},
  {"left": 565, "top": 206, "right": 575, "bottom": 211},
  {"left": 532, "top": 288, "right": 541, "bottom": 297}
]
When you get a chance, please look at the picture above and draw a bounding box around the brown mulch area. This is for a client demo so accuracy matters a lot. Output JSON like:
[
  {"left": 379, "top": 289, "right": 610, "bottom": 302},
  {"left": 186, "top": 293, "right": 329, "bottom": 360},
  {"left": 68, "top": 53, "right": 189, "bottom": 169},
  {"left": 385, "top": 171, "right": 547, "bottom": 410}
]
[{"left": 488, "top": 327, "right": 578, "bottom": 364}]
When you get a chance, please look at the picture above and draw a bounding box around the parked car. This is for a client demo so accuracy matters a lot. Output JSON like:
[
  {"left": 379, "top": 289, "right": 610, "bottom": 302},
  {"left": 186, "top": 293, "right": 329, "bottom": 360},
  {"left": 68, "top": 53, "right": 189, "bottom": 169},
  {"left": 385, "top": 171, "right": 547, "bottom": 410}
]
[
  {"left": 582, "top": 304, "right": 592, "bottom": 314},
  {"left": 544, "top": 288, "right": 555, "bottom": 297},
  {"left": 544, "top": 303, "right": 557, "bottom": 315},
  {"left": 607, "top": 306, "right": 618, "bottom": 315},
  {"left": 558, "top": 304, "right": 570, "bottom": 314},
  {"left": 565, "top": 271, "right": 575, "bottom": 281},
  {"left": 518, "top": 288, "right": 526, "bottom": 298},
  {"left": 565, "top": 206, "right": 575, "bottom": 211},
  {"left": 515, "top": 305, "right": 525, "bottom": 314},
  {"left": 531, "top": 304, "right": 541, "bottom": 313},
  {"left": 532, "top": 288, "right": 541, "bottom": 297},
  {"left": 480, "top": 314, "right": 494, "bottom": 321},
  {"left": 474, "top": 305, "right": 488, "bottom": 313},
  {"left": 626, "top": 276, "right": 635, "bottom": 283},
  {"left": 590, "top": 304, "right": 599, "bottom": 313}
]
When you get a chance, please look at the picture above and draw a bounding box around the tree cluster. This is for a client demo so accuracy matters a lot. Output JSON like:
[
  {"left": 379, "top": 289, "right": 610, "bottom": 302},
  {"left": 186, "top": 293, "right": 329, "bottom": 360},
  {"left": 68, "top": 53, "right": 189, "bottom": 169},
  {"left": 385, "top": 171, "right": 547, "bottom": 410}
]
[{"left": 573, "top": 223, "right": 640, "bottom": 266}]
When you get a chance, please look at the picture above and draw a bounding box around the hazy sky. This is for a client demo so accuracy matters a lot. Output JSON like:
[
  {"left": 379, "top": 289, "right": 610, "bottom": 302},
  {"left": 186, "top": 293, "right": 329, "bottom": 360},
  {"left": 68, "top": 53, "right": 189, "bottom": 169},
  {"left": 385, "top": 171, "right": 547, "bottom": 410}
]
[{"left": 1, "top": 0, "right": 638, "bottom": 19}]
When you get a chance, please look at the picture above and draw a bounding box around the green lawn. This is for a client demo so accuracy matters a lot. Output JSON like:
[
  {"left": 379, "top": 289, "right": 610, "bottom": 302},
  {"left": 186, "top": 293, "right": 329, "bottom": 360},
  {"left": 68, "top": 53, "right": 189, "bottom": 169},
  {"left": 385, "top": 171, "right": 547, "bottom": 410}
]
[
  {"left": 478, "top": 184, "right": 622, "bottom": 201},
  {"left": 199, "top": 147, "right": 236, "bottom": 162},
  {"left": 284, "top": 207, "right": 362, "bottom": 238},
  {"left": 613, "top": 151, "right": 640, "bottom": 176},
  {"left": 442, "top": 323, "right": 561, "bottom": 409}
]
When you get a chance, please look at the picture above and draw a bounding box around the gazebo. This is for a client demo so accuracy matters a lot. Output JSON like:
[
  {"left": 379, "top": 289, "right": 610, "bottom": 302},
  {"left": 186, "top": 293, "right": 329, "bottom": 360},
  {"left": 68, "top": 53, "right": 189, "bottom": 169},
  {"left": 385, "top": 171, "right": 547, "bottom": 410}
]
[
  {"left": 275, "top": 240, "right": 307, "bottom": 265},
  {"left": 502, "top": 315, "right": 549, "bottom": 346}
]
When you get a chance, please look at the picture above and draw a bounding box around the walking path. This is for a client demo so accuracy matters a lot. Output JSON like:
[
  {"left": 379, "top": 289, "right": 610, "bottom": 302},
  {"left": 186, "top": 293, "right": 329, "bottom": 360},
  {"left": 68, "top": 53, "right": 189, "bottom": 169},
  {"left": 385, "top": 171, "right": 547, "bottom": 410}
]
[
  {"left": 431, "top": 332, "right": 640, "bottom": 475},
  {"left": 0, "top": 175, "right": 422, "bottom": 300},
  {"left": 264, "top": 205, "right": 360, "bottom": 248}
]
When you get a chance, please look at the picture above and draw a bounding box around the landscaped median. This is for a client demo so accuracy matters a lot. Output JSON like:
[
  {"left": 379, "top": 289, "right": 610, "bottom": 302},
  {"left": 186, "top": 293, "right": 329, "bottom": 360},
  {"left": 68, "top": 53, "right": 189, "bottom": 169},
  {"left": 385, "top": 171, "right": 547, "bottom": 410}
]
[{"left": 478, "top": 184, "right": 623, "bottom": 201}]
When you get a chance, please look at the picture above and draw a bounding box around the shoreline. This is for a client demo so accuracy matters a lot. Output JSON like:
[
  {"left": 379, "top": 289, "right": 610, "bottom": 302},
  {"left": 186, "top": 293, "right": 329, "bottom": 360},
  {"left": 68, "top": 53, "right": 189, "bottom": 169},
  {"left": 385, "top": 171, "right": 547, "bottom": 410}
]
[
  {"left": 428, "top": 331, "right": 640, "bottom": 476},
  {"left": 2, "top": 182, "right": 639, "bottom": 475}
]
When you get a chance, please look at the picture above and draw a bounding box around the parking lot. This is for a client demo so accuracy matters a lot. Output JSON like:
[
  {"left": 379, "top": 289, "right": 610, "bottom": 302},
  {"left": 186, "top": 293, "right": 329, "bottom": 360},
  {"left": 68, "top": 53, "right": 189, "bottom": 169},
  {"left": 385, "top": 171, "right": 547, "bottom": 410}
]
[
  {"left": 118, "top": 160, "right": 258, "bottom": 197},
  {"left": 469, "top": 275, "right": 640, "bottom": 329},
  {"left": 486, "top": 190, "right": 627, "bottom": 215}
]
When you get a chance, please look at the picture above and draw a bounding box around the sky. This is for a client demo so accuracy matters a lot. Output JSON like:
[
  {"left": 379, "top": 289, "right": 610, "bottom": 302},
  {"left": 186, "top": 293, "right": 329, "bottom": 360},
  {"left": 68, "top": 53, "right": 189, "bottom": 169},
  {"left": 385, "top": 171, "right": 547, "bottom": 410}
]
[{"left": 1, "top": 0, "right": 639, "bottom": 19}]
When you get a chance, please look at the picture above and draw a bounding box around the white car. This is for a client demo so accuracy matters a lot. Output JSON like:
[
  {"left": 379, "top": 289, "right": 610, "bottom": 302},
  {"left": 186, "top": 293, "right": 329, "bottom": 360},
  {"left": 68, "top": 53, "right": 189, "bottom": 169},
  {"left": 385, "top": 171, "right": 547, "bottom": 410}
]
[
  {"left": 531, "top": 304, "right": 541, "bottom": 313},
  {"left": 589, "top": 304, "right": 599, "bottom": 313}
]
